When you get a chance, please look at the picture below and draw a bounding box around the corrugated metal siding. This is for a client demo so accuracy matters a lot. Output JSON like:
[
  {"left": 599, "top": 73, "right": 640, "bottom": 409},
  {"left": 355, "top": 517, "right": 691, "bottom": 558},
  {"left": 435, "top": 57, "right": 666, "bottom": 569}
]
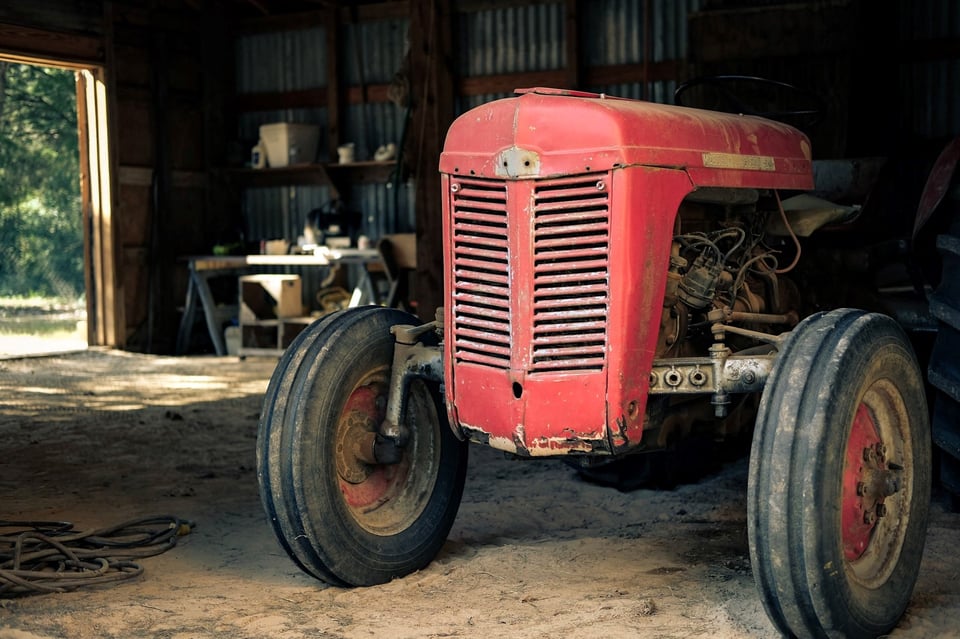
[
  {"left": 455, "top": 0, "right": 701, "bottom": 111},
  {"left": 457, "top": 3, "right": 566, "bottom": 76},
  {"left": 341, "top": 18, "right": 410, "bottom": 85},
  {"left": 582, "top": 0, "right": 701, "bottom": 101},
  {"left": 582, "top": 0, "right": 699, "bottom": 66},
  {"left": 342, "top": 101, "right": 408, "bottom": 162},
  {"left": 235, "top": 27, "right": 328, "bottom": 93},
  {"left": 899, "top": 0, "right": 960, "bottom": 139}
]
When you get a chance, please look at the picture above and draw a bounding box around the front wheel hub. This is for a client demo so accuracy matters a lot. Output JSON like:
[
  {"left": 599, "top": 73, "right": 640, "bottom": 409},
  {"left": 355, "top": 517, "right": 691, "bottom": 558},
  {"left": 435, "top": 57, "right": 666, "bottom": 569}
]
[{"left": 842, "top": 403, "right": 903, "bottom": 561}]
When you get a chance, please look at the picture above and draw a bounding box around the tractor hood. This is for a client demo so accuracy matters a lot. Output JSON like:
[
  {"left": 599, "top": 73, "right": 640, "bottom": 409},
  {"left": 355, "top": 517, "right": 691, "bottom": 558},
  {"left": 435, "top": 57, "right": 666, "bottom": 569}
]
[{"left": 440, "top": 87, "right": 814, "bottom": 190}]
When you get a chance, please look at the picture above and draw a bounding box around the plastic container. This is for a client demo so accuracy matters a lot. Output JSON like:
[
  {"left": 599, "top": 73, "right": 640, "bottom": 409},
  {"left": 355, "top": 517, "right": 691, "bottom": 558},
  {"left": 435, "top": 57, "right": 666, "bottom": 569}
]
[{"left": 259, "top": 123, "right": 320, "bottom": 167}]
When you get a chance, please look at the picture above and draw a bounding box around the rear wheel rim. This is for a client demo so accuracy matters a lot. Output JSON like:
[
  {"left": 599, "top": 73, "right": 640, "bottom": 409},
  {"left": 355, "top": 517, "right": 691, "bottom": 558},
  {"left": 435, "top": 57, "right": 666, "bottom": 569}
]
[{"left": 841, "top": 379, "right": 913, "bottom": 588}]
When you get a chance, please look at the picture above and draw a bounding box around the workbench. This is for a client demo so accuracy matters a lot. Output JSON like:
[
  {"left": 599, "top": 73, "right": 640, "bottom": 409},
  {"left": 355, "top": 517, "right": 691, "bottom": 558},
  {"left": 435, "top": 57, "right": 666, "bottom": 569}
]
[{"left": 176, "top": 249, "right": 382, "bottom": 356}]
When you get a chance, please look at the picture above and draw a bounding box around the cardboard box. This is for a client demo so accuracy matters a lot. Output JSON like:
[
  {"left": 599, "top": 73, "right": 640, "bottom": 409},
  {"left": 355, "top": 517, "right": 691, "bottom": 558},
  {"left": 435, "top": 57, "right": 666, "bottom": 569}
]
[
  {"left": 259, "top": 122, "right": 320, "bottom": 167},
  {"left": 240, "top": 274, "right": 302, "bottom": 320}
]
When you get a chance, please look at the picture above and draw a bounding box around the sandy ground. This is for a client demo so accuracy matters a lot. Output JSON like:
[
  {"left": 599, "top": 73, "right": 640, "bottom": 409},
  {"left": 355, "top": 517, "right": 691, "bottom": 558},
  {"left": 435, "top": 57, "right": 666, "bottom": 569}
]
[{"left": 1, "top": 349, "right": 959, "bottom": 639}]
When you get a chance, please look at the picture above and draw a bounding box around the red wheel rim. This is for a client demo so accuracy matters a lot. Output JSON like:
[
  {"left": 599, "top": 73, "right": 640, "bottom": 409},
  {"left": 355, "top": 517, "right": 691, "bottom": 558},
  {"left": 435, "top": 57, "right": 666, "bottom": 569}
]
[
  {"left": 840, "top": 378, "right": 913, "bottom": 588},
  {"left": 841, "top": 403, "right": 882, "bottom": 561},
  {"left": 335, "top": 383, "right": 413, "bottom": 515},
  {"left": 332, "top": 375, "right": 440, "bottom": 536}
]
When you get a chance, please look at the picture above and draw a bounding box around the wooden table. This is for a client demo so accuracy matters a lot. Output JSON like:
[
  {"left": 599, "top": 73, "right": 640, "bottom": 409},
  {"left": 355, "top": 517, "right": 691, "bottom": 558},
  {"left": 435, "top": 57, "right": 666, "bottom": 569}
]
[{"left": 176, "top": 249, "right": 382, "bottom": 356}]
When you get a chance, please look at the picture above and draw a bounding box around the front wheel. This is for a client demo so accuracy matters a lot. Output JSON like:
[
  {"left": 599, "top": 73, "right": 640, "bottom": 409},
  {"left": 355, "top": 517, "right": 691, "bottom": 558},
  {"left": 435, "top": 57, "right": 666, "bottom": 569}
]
[
  {"left": 257, "top": 306, "right": 468, "bottom": 586},
  {"left": 749, "top": 309, "right": 931, "bottom": 638}
]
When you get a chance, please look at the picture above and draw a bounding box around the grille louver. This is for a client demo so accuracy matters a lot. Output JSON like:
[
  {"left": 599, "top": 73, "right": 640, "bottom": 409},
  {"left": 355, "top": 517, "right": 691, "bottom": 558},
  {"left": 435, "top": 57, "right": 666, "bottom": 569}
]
[
  {"left": 452, "top": 178, "right": 511, "bottom": 368},
  {"left": 532, "top": 176, "right": 610, "bottom": 372}
]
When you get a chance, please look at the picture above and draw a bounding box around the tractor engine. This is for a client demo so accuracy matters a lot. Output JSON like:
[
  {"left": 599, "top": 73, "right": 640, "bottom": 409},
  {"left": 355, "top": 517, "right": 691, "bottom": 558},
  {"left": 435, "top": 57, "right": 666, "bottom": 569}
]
[
  {"left": 642, "top": 192, "right": 802, "bottom": 453},
  {"left": 439, "top": 87, "right": 812, "bottom": 457}
]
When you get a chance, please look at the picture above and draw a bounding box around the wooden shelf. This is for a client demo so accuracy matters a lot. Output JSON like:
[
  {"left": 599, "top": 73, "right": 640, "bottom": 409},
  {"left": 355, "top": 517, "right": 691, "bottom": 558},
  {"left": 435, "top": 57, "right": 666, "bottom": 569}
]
[{"left": 224, "top": 161, "right": 398, "bottom": 199}]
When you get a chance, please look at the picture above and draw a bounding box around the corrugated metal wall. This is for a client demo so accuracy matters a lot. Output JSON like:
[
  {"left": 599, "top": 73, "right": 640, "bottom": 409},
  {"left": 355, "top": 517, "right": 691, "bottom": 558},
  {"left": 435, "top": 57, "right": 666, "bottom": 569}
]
[
  {"left": 584, "top": 0, "right": 702, "bottom": 103},
  {"left": 456, "top": 0, "right": 702, "bottom": 112},
  {"left": 899, "top": 0, "right": 960, "bottom": 139}
]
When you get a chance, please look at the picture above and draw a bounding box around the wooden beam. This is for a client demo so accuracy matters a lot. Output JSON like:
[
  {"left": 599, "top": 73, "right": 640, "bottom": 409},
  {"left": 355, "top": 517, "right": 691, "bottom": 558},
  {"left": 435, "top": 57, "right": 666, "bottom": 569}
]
[
  {"left": 584, "top": 60, "right": 680, "bottom": 87},
  {"left": 459, "top": 70, "right": 567, "bottom": 95},
  {"left": 326, "top": 8, "right": 342, "bottom": 159},
  {"left": 235, "top": 1, "right": 410, "bottom": 34},
  {"left": 408, "top": 0, "right": 454, "bottom": 322},
  {"left": 235, "top": 88, "right": 328, "bottom": 111},
  {"left": 236, "top": 10, "right": 328, "bottom": 34},
  {"left": 0, "top": 22, "right": 103, "bottom": 65},
  {"left": 457, "top": 0, "right": 558, "bottom": 12},
  {"left": 564, "top": 0, "right": 580, "bottom": 89},
  {"left": 455, "top": 60, "right": 682, "bottom": 97}
]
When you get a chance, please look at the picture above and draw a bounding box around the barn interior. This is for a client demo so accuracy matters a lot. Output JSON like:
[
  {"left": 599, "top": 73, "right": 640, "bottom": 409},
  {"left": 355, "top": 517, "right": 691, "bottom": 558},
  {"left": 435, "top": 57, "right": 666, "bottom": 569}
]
[{"left": 2, "top": 1, "right": 960, "bottom": 637}]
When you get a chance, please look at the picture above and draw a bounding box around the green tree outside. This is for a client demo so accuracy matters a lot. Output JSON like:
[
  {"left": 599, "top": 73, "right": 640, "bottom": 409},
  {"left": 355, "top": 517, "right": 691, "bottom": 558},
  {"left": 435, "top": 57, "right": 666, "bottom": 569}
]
[{"left": 0, "top": 62, "right": 83, "bottom": 300}]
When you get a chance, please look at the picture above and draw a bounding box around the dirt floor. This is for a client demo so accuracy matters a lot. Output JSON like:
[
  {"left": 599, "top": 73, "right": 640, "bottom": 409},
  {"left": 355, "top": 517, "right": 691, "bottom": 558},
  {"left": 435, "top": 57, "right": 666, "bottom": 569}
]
[{"left": 1, "top": 349, "right": 959, "bottom": 639}]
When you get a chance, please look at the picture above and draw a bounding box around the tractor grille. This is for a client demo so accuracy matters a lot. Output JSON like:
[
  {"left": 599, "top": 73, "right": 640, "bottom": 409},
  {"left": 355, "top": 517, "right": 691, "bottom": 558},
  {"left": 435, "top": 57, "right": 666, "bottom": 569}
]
[
  {"left": 531, "top": 175, "right": 610, "bottom": 372},
  {"left": 450, "top": 174, "right": 610, "bottom": 373},
  {"left": 451, "top": 178, "right": 512, "bottom": 368}
]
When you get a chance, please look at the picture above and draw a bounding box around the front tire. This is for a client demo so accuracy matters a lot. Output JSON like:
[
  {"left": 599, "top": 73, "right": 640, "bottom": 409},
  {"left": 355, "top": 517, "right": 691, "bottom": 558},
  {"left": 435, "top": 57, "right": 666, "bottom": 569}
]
[
  {"left": 257, "top": 306, "right": 468, "bottom": 586},
  {"left": 749, "top": 309, "right": 931, "bottom": 638}
]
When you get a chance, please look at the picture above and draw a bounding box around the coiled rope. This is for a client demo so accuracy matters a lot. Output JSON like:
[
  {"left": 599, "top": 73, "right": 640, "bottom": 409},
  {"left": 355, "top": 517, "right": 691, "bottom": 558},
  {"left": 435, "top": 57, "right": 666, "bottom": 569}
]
[{"left": 0, "top": 515, "right": 193, "bottom": 596}]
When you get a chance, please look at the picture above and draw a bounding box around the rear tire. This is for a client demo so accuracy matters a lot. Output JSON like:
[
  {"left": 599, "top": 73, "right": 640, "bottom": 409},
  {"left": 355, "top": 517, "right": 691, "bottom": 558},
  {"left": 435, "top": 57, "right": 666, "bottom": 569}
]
[
  {"left": 257, "top": 306, "right": 468, "bottom": 586},
  {"left": 749, "top": 309, "right": 931, "bottom": 638}
]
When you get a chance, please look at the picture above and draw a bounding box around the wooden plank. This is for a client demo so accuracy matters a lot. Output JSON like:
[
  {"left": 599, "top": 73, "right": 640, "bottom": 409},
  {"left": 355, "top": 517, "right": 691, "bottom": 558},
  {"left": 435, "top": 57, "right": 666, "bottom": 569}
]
[
  {"left": 326, "top": 9, "right": 342, "bottom": 158},
  {"left": 457, "top": 0, "right": 558, "bottom": 12},
  {"left": 76, "top": 72, "right": 96, "bottom": 346},
  {"left": 345, "top": 83, "right": 392, "bottom": 103},
  {"left": 409, "top": 0, "right": 454, "bottom": 322},
  {"left": 0, "top": 22, "right": 104, "bottom": 65},
  {"left": 118, "top": 166, "right": 208, "bottom": 188},
  {"left": 459, "top": 70, "right": 567, "bottom": 95},
  {"left": 456, "top": 61, "right": 683, "bottom": 96},
  {"left": 235, "top": 2, "right": 409, "bottom": 35},
  {"left": 564, "top": 0, "right": 580, "bottom": 89},
  {"left": 235, "top": 88, "right": 329, "bottom": 111},
  {"left": 584, "top": 60, "right": 681, "bottom": 86}
]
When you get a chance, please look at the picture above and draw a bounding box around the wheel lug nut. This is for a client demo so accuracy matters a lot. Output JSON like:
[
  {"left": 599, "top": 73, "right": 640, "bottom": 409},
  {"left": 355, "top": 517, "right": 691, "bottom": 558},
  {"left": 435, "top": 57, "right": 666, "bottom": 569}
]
[
  {"left": 856, "top": 481, "right": 866, "bottom": 496},
  {"left": 864, "top": 510, "right": 877, "bottom": 525},
  {"left": 876, "top": 503, "right": 887, "bottom": 518}
]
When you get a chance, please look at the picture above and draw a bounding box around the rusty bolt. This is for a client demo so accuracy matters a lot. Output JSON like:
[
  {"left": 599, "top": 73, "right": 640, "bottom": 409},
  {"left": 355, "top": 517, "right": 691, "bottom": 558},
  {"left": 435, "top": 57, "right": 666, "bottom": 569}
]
[
  {"left": 864, "top": 510, "right": 877, "bottom": 525},
  {"left": 863, "top": 447, "right": 875, "bottom": 463},
  {"left": 856, "top": 481, "right": 866, "bottom": 497},
  {"left": 876, "top": 503, "right": 887, "bottom": 518},
  {"left": 875, "top": 443, "right": 887, "bottom": 462},
  {"left": 742, "top": 370, "right": 756, "bottom": 385}
]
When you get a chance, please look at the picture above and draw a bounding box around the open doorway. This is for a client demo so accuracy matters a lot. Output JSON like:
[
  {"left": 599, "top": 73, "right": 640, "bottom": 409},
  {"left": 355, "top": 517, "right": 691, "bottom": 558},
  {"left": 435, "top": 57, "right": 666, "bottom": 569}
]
[
  {"left": 0, "top": 61, "right": 85, "bottom": 357},
  {"left": 0, "top": 56, "right": 116, "bottom": 358}
]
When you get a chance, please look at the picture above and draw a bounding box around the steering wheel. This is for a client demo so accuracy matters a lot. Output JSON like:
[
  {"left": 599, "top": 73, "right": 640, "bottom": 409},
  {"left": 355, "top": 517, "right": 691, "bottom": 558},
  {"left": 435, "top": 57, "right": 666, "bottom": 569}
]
[{"left": 674, "top": 75, "right": 826, "bottom": 131}]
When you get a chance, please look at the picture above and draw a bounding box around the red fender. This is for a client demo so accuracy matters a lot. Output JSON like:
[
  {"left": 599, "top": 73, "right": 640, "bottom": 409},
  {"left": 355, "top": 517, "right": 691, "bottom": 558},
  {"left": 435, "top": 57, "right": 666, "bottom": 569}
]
[{"left": 913, "top": 136, "right": 960, "bottom": 239}]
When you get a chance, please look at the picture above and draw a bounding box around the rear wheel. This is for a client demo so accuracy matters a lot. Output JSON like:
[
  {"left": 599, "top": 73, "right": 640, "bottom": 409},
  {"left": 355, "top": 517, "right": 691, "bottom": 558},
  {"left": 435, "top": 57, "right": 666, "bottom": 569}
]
[
  {"left": 749, "top": 309, "right": 930, "bottom": 638},
  {"left": 257, "top": 306, "right": 468, "bottom": 586}
]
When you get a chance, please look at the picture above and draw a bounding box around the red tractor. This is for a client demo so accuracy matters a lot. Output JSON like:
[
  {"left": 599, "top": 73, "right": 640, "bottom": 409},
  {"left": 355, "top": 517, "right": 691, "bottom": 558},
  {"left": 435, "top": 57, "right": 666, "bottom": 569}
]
[{"left": 257, "top": 86, "right": 935, "bottom": 638}]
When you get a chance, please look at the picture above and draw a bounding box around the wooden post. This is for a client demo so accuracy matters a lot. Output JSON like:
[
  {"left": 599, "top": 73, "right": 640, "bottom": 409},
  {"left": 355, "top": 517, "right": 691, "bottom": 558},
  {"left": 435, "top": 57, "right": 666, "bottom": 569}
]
[
  {"left": 407, "top": 0, "right": 454, "bottom": 322},
  {"left": 564, "top": 0, "right": 580, "bottom": 89}
]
